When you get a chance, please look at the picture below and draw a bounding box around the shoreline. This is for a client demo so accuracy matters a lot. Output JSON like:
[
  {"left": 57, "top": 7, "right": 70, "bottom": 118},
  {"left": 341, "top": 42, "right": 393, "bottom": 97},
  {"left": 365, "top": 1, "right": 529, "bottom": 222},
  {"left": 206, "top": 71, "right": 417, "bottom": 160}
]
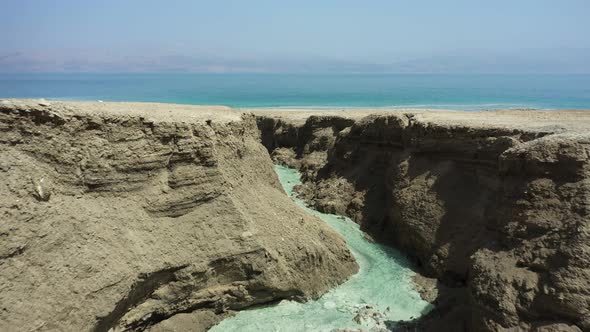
[
  {"left": 4, "top": 98, "right": 590, "bottom": 135},
  {"left": 1, "top": 97, "right": 584, "bottom": 112}
]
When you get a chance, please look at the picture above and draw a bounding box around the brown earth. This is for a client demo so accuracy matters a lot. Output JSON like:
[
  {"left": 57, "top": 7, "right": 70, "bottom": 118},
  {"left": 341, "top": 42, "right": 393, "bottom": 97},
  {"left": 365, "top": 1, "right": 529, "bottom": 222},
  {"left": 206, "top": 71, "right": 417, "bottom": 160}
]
[
  {"left": 0, "top": 100, "right": 358, "bottom": 332},
  {"left": 2, "top": 99, "right": 589, "bottom": 332},
  {"left": 253, "top": 108, "right": 590, "bottom": 332}
]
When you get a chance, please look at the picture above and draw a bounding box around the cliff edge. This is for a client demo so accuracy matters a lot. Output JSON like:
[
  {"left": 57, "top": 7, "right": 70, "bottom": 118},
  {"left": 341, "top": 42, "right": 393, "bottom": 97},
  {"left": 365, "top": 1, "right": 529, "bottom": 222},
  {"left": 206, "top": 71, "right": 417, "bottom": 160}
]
[
  {"left": 0, "top": 100, "right": 358, "bottom": 332},
  {"left": 253, "top": 108, "right": 590, "bottom": 332}
]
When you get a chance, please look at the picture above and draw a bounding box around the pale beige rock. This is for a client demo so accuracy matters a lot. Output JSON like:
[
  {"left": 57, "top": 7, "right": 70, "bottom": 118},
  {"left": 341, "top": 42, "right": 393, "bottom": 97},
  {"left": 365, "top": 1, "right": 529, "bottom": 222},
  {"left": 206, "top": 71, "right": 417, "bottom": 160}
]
[{"left": 0, "top": 100, "right": 358, "bottom": 332}]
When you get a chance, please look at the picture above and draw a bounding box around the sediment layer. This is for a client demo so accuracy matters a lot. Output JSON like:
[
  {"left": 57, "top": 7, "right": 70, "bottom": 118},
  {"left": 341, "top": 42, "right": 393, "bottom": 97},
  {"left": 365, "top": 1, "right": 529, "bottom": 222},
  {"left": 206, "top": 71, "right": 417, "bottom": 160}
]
[
  {"left": 253, "top": 108, "right": 590, "bottom": 331},
  {"left": 0, "top": 100, "right": 358, "bottom": 332}
]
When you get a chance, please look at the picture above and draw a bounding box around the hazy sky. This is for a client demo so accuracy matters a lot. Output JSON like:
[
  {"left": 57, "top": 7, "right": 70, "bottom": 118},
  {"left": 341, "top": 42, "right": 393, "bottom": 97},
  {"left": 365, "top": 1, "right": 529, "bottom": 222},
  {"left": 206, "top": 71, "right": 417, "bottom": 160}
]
[{"left": 2, "top": 0, "right": 590, "bottom": 72}]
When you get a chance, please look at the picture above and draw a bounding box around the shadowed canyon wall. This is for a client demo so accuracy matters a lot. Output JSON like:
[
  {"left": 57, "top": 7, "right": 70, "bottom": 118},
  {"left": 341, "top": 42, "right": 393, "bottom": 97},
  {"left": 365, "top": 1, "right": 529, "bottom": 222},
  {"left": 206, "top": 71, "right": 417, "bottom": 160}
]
[{"left": 255, "top": 111, "right": 590, "bottom": 332}]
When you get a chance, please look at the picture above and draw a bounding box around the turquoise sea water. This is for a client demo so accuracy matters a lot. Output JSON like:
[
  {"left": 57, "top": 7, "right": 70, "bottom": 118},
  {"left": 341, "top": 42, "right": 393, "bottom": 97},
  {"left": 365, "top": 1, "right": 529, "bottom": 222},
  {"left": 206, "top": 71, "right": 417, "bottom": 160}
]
[
  {"left": 210, "top": 165, "right": 431, "bottom": 332},
  {"left": 1, "top": 73, "right": 590, "bottom": 110}
]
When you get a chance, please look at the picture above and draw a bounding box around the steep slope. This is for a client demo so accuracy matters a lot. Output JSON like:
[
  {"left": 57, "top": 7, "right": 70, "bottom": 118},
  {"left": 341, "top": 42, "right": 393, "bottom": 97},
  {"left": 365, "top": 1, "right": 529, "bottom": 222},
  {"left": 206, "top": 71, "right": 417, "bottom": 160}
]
[
  {"left": 0, "top": 100, "right": 357, "bottom": 332},
  {"left": 254, "top": 109, "right": 590, "bottom": 331}
]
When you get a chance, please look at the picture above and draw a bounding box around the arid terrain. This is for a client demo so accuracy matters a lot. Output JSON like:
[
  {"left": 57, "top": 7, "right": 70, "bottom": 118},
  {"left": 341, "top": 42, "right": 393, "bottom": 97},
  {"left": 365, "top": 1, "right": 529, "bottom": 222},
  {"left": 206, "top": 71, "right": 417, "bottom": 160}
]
[
  {"left": 1, "top": 100, "right": 589, "bottom": 331},
  {"left": 0, "top": 100, "right": 358, "bottom": 332},
  {"left": 253, "top": 108, "right": 590, "bottom": 332}
]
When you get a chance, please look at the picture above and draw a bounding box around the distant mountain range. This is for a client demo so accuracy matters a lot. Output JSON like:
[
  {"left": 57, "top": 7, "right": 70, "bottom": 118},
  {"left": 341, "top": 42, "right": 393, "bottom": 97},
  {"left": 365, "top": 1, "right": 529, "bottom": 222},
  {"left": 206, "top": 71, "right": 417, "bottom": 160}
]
[{"left": 1, "top": 49, "right": 589, "bottom": 73}]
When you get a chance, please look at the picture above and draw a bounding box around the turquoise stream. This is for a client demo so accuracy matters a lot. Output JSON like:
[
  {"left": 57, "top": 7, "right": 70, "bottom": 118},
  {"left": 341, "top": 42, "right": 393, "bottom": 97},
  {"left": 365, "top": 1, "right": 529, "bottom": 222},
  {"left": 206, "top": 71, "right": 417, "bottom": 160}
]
[{"left": 211, "top": 165, "right": 431, "bottom": 332}]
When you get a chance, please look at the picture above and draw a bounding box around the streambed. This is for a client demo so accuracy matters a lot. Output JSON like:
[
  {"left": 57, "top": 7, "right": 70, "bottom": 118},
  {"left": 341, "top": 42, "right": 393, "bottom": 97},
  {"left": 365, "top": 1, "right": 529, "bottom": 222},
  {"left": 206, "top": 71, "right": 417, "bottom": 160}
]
[{"left": 211, "top": 165, "right": 431, "bottom": 331}]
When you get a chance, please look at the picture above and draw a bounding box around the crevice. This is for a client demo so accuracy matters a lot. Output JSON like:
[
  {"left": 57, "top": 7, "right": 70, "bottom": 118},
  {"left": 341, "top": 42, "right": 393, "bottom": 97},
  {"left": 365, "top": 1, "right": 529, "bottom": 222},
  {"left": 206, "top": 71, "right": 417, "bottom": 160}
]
[
  {"left": 93, "top": 265, "right": 188, "bottom": 332},
  {"left": 253, "top": 111, "right": 590, "bottom": 331}
]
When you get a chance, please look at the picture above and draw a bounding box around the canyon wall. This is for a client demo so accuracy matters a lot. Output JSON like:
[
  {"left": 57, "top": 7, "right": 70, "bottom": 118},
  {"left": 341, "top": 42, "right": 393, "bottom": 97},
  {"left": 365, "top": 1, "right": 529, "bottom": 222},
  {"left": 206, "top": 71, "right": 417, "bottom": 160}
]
[
  {"left": 255, "top": 110, "right": 590, "bottom": 332},
  {"left": 0, "top": 101, "right": 358, "bottom": 332}
]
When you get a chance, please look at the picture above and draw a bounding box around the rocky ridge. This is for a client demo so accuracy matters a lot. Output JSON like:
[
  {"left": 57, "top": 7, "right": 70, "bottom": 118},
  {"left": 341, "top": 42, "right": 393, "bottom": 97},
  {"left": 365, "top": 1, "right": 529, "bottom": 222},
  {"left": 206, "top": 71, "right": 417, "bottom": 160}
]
[
  {"left": 0, "top": 100, "right": 358, "bottom": 332},
  {"left": 253, "top": 108, "right": 590, "bottom": 332}
]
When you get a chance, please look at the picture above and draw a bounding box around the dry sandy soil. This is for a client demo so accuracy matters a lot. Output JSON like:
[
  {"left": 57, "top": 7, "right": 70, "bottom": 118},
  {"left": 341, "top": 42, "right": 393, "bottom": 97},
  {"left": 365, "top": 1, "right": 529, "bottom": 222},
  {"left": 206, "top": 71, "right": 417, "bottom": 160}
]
[
  {"left": 0, "top": 100, "right": 358, "bottom": 332},
  {"left": 1, "top": 100, "right": 589, "bottom": 331},
  {"left": 254, "top": 107, "right": 590, "bottom": 331}
]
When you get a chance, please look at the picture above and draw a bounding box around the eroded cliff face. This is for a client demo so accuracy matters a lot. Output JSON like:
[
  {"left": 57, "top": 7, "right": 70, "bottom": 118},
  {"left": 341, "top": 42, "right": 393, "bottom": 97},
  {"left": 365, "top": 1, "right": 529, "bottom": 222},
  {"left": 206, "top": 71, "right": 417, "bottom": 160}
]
[
  {"left": 255, "top": 110, "right": 590, "bottom": 332},
  {"left": 0, "top": 101, "right": 358, "bottom": 332}
]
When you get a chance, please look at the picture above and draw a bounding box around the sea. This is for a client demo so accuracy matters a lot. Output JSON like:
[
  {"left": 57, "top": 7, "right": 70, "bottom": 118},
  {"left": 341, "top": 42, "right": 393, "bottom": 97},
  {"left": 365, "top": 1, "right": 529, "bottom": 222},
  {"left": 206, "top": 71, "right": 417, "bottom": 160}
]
[{"left": 1, "top": 73, "right": 590, "bottom": 110}]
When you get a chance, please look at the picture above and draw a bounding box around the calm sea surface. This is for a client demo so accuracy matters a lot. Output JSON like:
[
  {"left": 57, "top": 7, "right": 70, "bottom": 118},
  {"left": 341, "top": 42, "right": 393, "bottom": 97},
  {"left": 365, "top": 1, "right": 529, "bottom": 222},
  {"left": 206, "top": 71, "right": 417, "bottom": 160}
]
[{"left": 1, "top": 73, "right": 590, "bottom": 110}]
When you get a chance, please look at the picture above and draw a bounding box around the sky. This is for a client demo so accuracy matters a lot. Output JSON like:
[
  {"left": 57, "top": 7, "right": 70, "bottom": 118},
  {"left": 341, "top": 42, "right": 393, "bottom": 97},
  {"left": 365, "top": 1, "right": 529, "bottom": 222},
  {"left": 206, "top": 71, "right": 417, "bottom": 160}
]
[{"left": 1, "top": 0, "right": 589, "bottom": 73}]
